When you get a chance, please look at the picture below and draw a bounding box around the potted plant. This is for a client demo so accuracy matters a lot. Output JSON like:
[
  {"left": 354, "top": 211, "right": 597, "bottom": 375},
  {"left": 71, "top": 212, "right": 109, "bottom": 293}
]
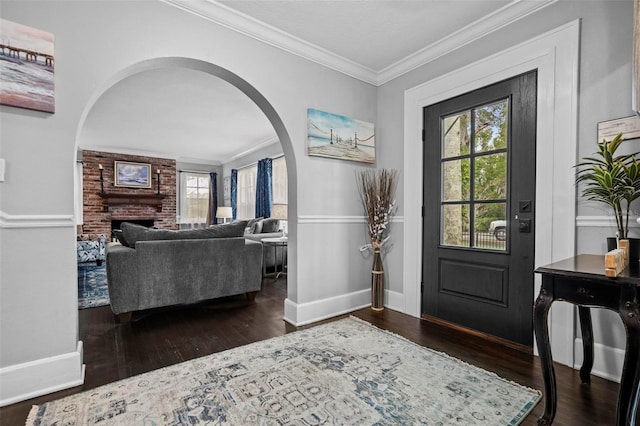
[{"left": 575, "top": 133, "right": 640, "bottom": 257}]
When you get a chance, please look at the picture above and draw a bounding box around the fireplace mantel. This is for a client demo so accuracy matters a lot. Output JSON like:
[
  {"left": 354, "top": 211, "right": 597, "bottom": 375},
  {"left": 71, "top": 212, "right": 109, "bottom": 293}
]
[{"left": 98, "top": 193, "right": 166, "bottom": 212}]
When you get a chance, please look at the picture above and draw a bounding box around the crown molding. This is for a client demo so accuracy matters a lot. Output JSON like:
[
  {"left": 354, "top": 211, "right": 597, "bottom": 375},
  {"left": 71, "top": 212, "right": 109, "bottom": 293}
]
[
  {"left": 161, "top": 0, "right": 378, "bottom": 85},
  {"left": 377, "top": 0, "right": 558, "bottom": 85},
  {"left": 220, "top": 136, "right": 280, "bottom": 164},
  {"left": 162, "top": 0, "right": 556, "bottom": 86}
]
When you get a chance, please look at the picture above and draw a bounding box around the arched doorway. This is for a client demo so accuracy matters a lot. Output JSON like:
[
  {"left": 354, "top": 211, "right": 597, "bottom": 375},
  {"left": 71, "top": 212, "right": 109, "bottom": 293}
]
[{"left": 74, "top": 56, "right": 297, "bottom": 317}]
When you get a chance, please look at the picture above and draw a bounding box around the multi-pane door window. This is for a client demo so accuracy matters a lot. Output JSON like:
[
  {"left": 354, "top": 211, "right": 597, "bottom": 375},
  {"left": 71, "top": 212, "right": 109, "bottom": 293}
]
[
  {"left": 179, "top": 172, "right": 210, "bottom": 225},
  {"left": 441, "top": 99, "right": 508, "bottom": 250}
]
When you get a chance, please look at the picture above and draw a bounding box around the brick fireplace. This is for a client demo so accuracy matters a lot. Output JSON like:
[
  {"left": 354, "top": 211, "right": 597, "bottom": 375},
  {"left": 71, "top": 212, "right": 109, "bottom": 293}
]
[{"left": 81, "top": 150, "right": 177, "bottom": 237}]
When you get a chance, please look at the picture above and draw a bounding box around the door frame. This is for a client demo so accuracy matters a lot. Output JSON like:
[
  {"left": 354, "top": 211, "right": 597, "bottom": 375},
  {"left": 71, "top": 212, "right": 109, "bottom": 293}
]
[{"left": 403, "top": 20, "right": 580, "bottom": 367}]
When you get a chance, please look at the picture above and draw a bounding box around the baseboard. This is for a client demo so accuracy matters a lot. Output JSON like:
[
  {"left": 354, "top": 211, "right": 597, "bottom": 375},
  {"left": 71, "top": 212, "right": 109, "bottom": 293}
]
[
  {"left": 0, "top": 341, "right": 85, "bottom": 407},
  {"left": 283, "top": 288, "right": 405, "bottom": 326},
  {"left": 573, "top": 338, "right": 624, "bottom": 383}
]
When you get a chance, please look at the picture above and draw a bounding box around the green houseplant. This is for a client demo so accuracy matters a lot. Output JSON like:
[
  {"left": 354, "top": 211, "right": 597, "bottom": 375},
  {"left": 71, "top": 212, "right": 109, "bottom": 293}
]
[{"left": 575, "top": 133, "right": 640, "bottom": 248}]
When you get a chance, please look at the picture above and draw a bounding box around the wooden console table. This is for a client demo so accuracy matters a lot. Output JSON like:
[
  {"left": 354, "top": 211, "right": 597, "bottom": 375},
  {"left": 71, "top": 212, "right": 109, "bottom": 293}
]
[{"left": 534, "top": 254, "right": 640, "bottom": 425}]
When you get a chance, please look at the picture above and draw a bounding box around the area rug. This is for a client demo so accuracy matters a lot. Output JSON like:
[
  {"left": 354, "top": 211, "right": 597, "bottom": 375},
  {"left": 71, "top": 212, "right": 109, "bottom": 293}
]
[
  {"left": 77, "top": 262, "right": 110, "bottom": 309},
  {"left": 27, "top": 317, "right": 540, "bottom": 425}
]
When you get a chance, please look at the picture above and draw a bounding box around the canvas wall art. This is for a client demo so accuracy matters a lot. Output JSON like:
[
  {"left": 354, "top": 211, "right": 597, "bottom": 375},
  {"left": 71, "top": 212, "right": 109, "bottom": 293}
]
[
  {"left": 114, "top": 161, "right": 151, "bottom": 188},
  {"left": 223, "top": 176, "right": 230, "bottom": 201},
  {"left": 0, "top": 19, "right": 55, "bottom": 113},
  {"left": 307, "top": 108, "right": 375, "bottom": 164}
]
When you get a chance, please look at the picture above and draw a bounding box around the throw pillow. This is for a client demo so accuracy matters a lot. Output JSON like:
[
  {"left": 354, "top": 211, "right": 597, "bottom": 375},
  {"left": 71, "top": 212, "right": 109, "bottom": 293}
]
[
  {"left": 246, "top": 217, "right": 264, "bottom": 234},
  {"left": 112, "top": 229, "right": 128, "bottom": 247},
  {"left": 252, "top": 219, "right": 264, "bottom": 234},
  {"left": 120, "top": 222, "right": 150, "bottom": 247},
  {"left": 261, "top": 218, "right": 280, "bottom": 233}
]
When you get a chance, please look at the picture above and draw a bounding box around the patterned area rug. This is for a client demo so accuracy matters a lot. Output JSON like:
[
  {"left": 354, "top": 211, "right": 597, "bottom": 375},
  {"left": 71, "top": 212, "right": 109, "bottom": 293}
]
[
  {"left": 78, "top": 262, "right": 110, "bottom": 309},
  {"left": 27, "top": 317, "right": 540, "bottom": 425}
]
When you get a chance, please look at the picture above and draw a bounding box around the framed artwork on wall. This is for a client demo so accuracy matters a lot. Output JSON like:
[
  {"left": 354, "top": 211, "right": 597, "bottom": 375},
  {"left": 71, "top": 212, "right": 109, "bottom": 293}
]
[
  {"left": 223, "top": 176, "right": 230, "bottom": 201},
  {"left": 307, "top": 108, "right": 376, "bottom": 164},
  {"left": 0, "top": 18, "right": 55, "bottom": 113},
  {"left": 114, "top": 161, "right": 151, "bottom": 188}
]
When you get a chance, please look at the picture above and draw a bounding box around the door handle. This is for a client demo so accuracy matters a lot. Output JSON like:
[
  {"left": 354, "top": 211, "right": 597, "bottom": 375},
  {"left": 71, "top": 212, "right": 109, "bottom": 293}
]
[{"left": 518, "top": 219, "right": 531, "bottom": 233}]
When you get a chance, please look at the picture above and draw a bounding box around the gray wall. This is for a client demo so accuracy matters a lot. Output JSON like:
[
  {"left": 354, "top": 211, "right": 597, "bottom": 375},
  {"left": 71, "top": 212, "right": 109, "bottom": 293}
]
[
  {"left": 0, "top": 0, "right": 377, "bottom": 404},
  {"left": 0, "top": 0, "right": 637, "bottom": 404}
]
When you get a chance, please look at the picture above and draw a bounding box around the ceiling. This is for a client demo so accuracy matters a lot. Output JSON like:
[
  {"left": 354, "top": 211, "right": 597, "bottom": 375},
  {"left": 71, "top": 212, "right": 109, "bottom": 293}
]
[{"left": 80, "top": 0, "right": 554, "bottom": 164}]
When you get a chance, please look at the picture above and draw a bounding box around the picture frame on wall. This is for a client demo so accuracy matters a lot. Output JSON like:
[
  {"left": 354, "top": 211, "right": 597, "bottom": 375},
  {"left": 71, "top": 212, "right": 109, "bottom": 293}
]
[
  {"left": 223, "top": 176, "right": 230, "bottom": 201},
  {"left": 114, "top": 161, "right": 151, "bottom": 188},
  {"left": 307, "top": 108, "right": 376, "bottom": 164},
  {"left": 0, "top": 18, "right": 55, "bottom": 113}
]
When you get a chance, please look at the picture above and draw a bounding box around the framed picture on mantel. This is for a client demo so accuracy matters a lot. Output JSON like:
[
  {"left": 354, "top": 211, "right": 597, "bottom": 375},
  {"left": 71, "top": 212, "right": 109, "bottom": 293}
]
[{"left": 114, "top": 161, "right": 151, "bottom": 188}]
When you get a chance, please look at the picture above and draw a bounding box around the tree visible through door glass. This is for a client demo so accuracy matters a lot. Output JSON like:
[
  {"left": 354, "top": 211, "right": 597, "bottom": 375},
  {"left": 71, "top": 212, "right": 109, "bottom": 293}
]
[{"left": 441, "top": 99, "right": 508, "bottom": 250}]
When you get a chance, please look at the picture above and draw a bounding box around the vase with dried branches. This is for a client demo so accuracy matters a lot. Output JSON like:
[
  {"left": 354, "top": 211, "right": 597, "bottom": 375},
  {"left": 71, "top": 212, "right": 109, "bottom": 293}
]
[{"left": 356, "top": 168, "right": 399, "bottom": 311}]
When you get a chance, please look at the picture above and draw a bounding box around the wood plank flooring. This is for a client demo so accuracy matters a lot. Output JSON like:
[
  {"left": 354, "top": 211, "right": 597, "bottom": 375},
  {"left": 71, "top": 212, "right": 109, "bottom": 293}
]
[{"left": 1, "top": 277, "right": 622, "bottom": 425}]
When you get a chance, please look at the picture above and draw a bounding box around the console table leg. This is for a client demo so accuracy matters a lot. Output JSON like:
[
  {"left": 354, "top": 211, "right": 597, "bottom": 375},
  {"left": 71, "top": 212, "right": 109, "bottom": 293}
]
[
  {"left": 618, "top": 286, "right": 640, "bottom": 426},
  {"left": 534, "top": 280, "right": 556, "bottom": 426},
  {"left": 578, "top": 306, "right": 594, "bottom": 384}
]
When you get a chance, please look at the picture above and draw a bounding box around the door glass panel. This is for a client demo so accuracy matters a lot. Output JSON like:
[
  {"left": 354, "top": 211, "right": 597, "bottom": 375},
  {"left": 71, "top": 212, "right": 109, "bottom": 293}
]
[
  {"left": 474, "top": 203, "right": 507, "bottom": 250},
  {"left": 474, "top": 153, "right": 507, "bottom": 200},
  {"left": 474, "top": 100, "right": 508, "bottom": 153},
  {"left": 440, "top": 98, "right": 509, "bottom": 251},
  {"left": 442, "top": 159, "right": 470, "bottom": 201},
  {"left": 442, "top": 111, "right": 471, "bottom": 158},
  {"left": 442, "top": 204, "right": 470, "bottom": 247}
]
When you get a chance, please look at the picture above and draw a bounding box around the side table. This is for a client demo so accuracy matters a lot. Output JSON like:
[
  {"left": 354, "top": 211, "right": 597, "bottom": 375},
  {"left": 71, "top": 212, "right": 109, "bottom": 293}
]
[
  {"left": 262, "top": 237, "right": 287, "bottom": 280},
  {"left": 534, "top": 254, "right": 640, "bottom": 425}
]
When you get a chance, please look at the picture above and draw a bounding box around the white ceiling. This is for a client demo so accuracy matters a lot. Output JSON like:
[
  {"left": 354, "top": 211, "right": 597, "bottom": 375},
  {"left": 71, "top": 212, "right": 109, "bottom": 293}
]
[{"left": 80, "top": 0, "right": 555, "bottom": 164}]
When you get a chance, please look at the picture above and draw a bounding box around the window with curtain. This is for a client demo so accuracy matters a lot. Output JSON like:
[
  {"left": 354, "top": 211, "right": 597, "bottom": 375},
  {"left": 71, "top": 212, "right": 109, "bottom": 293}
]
[
  {"left": 179, "top": 172, "right": 211, "bottom": 225},
  {"left": 272, "top": 156, "right": 288, "bottom": 204},
  {"left": 237, "top": 165, "right": 257, "bottom": 220}
]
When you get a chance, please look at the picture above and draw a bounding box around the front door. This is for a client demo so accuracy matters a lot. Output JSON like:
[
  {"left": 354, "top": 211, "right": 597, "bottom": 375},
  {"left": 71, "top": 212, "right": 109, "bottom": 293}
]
[{"left": 422, "top": 71, "right": 537, "bottom": 347}]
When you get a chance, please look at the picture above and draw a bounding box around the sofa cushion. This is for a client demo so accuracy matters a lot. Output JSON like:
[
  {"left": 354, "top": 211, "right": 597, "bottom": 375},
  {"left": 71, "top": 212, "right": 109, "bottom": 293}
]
[
  {"left": 122, "top": 220, "right": 249, "bottom": 247},
  {"left": 120, "top": 222, "right": 150, "bottom": 247},
  {"left": 206, "top": 220, "right": 249, "bottom": 238}
]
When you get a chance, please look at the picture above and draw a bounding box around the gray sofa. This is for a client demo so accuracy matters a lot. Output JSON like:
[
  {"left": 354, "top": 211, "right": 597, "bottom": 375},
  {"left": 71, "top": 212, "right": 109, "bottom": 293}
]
[
  {"left": 106, "top": 221, "right": 262, "bottom": 322},
  {"left": 244, "top": 218, "right": 286, "bottom": 269}
]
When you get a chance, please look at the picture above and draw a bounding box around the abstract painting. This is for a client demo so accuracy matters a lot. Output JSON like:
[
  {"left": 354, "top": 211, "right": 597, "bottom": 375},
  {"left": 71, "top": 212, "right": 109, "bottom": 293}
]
[
  {"left": 307, "top": 108, "right": 375, "bottom": 163},
  {"left": 0, "top": 19, "right": 55, "bottom": 113}
]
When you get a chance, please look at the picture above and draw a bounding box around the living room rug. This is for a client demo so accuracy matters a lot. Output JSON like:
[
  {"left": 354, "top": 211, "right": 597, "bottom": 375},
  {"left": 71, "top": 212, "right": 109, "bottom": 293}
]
[
  {"left": 77, "top": 262, "right": 110, "bottom": 309},
  {"left": 27, "top": 317, "right": 540, "bottom": 425}
]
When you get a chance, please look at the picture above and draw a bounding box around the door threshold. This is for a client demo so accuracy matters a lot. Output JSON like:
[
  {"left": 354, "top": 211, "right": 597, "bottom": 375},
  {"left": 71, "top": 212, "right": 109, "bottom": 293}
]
[{"left": 421, "top": 314, "right": 532, "bottom": 355}]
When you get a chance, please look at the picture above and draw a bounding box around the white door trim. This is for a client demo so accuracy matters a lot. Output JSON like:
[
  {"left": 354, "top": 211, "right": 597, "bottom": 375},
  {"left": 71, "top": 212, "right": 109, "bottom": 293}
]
[{"left": 403, "top": 20, "right": 580, "bottom": 366}]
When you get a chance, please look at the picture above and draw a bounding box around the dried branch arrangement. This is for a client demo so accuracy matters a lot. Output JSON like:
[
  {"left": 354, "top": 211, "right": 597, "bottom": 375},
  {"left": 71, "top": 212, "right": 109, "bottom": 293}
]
[{"left": 356, "top": 168, "right": 399, "bottom": 250}]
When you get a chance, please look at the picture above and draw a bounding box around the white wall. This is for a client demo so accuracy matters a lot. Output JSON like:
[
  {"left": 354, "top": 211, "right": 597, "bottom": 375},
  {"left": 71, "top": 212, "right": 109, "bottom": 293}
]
[{"left": 0, "top": 0, "right": 377, "bottom": 405}]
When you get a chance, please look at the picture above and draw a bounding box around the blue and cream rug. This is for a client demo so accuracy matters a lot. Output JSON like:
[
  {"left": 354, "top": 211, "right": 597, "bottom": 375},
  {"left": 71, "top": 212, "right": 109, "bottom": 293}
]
[
  {"left": 27, "top": 317, "right": 540, "bottom": 425},
  {"left": 78, "top": 262, "right": 110, "bottom": 309}
]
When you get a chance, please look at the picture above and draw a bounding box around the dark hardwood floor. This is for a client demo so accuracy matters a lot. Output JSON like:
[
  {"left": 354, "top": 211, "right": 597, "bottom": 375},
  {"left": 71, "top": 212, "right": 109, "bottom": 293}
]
[{"left": 1, "top": 277, "right": 622, "bottom": 425}]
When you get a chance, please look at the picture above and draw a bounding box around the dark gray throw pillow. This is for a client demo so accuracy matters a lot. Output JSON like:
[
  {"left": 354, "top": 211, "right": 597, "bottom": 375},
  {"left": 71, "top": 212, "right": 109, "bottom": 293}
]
[
  {"left": 246, "top": 217, "right": 263, "bottom": 234},
  {"left": 261, "top": 218, "right": 280, "bottom": 233}
]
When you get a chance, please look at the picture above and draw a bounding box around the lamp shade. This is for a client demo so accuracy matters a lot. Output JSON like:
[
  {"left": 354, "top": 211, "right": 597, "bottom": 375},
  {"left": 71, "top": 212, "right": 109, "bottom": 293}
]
[
  {"left": 216, "top": 206, "right": 233, "bottom": 219},
  {"left": 271, "top": 203, "right": 288, "bottom": 220}
]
